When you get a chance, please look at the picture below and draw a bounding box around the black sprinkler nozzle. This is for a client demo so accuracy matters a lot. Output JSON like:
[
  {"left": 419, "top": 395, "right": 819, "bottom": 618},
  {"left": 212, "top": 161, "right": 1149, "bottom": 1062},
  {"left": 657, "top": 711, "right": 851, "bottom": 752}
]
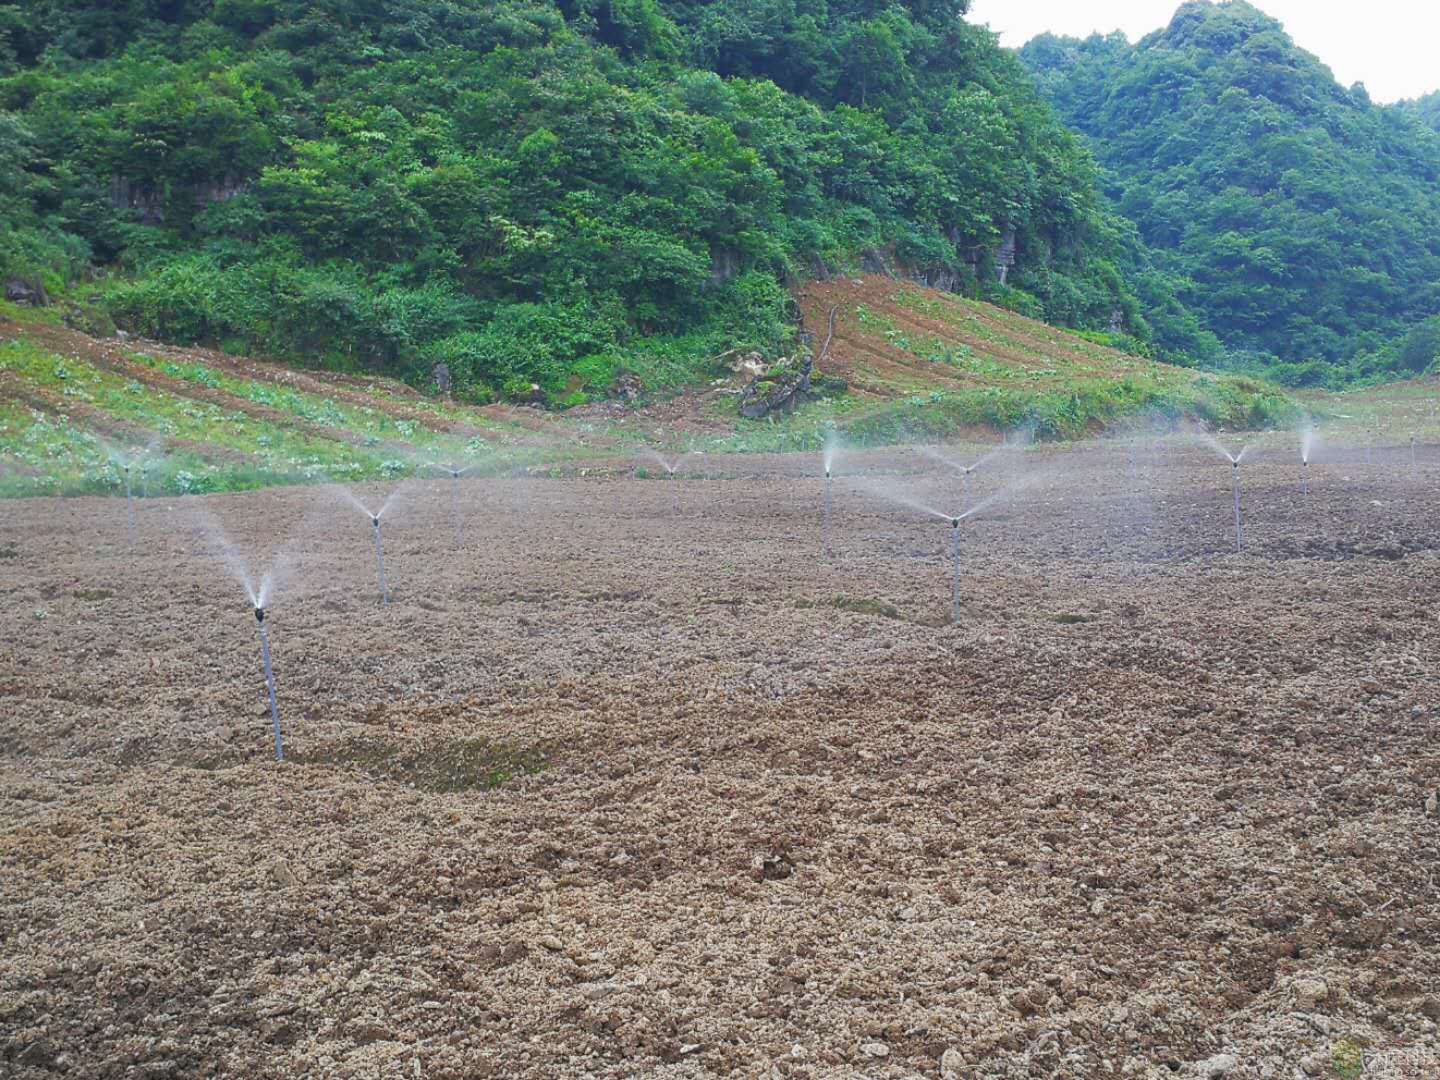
[
  {"left": 371, "top": 515, "right": 380, "bottom": 527},
  {"left": 254, "top": 606, "right": 266, "bottom": 623},
  {"left": 951, "top": 517, "right": 961, "bottom": 529}
]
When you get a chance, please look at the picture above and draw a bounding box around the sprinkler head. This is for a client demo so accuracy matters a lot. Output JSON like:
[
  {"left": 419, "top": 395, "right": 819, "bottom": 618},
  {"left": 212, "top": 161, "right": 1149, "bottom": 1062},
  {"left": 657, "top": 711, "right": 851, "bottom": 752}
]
[
  {"left": 371, "top": 515, "right": 380, "bottom": 528},
  {"left": 254, "top": 606, "right": 266, "bottom": 623},
  {"left": 951, "top": 517, "right": 961, "bottom": 529}
]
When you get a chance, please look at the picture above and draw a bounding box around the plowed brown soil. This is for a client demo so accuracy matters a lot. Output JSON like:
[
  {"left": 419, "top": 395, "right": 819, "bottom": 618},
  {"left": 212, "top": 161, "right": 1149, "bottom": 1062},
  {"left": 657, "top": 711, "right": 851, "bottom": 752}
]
[{"left": 2, "top": 442, "right": 1438, "bottom": 1079}]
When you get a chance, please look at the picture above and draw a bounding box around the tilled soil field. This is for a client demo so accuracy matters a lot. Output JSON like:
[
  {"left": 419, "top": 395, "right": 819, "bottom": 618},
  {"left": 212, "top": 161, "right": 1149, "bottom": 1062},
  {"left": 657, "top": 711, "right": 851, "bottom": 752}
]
[{"left": 2, "top": 442, "right": 1439, "bottom": 1079}]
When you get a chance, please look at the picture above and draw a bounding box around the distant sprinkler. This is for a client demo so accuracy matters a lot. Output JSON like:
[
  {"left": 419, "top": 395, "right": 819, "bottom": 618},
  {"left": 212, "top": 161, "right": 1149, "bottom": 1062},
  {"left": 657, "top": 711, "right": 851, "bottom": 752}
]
[
  {"left": 1231, "top": 459, "right": 1244, "bottom": 554},
  {"left": 371, "top": 515, "right": 389, "bottom": 605},
  {"left": 254, "top": 606, "right": 284, "bottom": 761},
  {"left": 823, "top": 467, "right": 834, "bottom": 559},
  {"left": 122, "top": 463, "right": 136, "bottom": 547},
  {"left": 448, "top": 468, "right": 464, "bottom": 546},
  {"left": 1301, "top": 455, "right": 1310, "bottom": 496},
  {"left": 1411, "top": 434, "right": 1418, "bottom": 478}
]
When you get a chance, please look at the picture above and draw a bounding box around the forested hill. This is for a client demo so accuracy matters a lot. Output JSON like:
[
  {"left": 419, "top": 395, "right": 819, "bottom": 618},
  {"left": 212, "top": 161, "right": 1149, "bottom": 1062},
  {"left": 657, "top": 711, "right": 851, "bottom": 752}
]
[
  {"left": 1021, "top": 0, "right": 1440, "bottom": 386},
  {"left": 1401, "top": 92, "right": 1440, "bottom": 134},
  {"left": 0, "top": 0, "right": 1208, "bottom": 406}
]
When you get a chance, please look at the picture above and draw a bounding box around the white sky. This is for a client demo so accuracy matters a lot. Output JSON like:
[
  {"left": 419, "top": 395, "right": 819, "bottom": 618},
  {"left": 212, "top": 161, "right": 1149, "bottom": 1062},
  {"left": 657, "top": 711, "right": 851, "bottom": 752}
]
[{"left": 967, "top": 0, "right": 1439, "bottom": 104}]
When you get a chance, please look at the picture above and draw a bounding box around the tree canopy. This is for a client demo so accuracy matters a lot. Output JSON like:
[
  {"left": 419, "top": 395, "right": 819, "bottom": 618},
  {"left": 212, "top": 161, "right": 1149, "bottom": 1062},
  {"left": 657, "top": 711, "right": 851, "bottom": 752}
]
[
  {"left": 1021, "top": 0, "right": 1440, "bottom": 383},
  {"left": 0, "top": 0, "right": 1184, "bottom": 402}
]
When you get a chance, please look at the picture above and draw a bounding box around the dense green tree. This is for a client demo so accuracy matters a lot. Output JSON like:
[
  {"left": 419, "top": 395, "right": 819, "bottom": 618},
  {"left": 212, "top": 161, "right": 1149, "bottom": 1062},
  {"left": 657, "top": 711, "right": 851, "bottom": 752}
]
[
  {"left": 1021, "top": 0, "right": 1440, "bottom": 378},
  {"left": 0, "top": 0, "right": 1186, "bottom": 399}
]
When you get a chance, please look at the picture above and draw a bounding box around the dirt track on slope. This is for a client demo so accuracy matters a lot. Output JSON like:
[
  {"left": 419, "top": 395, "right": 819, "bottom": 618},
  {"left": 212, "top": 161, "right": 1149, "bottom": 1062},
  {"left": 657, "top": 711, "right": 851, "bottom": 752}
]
[{"left": 2, "top": 440, "right": 1438, "bottom": 1079}]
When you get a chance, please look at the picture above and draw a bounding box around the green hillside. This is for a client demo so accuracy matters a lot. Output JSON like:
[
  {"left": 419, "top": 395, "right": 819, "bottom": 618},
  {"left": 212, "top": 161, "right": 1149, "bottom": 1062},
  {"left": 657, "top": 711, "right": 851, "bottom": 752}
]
[
  {"left": 1020, "top": 0, "right": 1440, "bottom": 386},
  {"left": 0, "top": 272, "right": 1298, "bottom": 497},
  {"left": 0, "top": 0, "right": 1211, "bottom": 406},
  {"left": 1400, "top": 91, "right": 1440, "bottom": 134}
]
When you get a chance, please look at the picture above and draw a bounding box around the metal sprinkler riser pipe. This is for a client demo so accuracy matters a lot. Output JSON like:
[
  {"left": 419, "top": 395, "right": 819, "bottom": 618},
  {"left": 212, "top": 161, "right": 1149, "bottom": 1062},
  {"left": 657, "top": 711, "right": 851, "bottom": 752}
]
[
  {"left": 372, "top": 516, "right": 389, "bottom": 604},
  {"left": 1231, "top": 460, "right": 1244, "bottom": 553},
  {"left": 255, "top": 606, "right": 284, "bottom": 761},
  {"left": 950, "top": 518, "right": 961, "bottom": 623},
  {"left": 823, "top": 469, "right": 833, "bottom": 559}
]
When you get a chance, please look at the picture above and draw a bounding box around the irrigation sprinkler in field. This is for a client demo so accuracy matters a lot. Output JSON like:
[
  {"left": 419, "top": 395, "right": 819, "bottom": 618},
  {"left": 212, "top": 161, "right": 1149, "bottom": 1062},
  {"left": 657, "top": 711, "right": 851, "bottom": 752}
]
[
  {"left": 121, "top": 464, "right": 136, "bottom": 546},
  {"left": 1300, "top": 426, "right": 1316, "bottom": 496},
  {"left": 862, "top": 473, "right": 1040, "bottom": 623},
  {"left": 371, "top": 515, "right": 389, "bottom": 604},
  {"left": 1411, "top": 435, "right": 1418, "bottom": 478},
  {"left": 949, "top": 517, "right": 961, "bottom": 623},
  {"left": 423, "top": 462, "right": 470, "bottom": 546},
  {"left": 820, "top": 432, "right": 843, "bottom": 558},
  {"left": 331, "top": 484, "right": 405, "bottom": 603},
  {"left": 254, "top": 605, "right": 284, "bottom": 761},
  {"left": 823, "top": 466, "right": 834, "bottom": 559},
  {"left": 637, "top": 451, "right": 680, "bottom": 514},
  {"left": 1231, "top": 459, "right": 1244, "bottom": 553},
  {"left": 1196, "top": 431, "right": 1248, "bottom": 552}
]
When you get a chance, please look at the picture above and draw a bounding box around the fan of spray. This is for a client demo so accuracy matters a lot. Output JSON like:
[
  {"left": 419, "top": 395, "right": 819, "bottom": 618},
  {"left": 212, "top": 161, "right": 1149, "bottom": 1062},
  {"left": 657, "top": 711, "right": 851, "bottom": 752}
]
[
  {"left": 1299, "top": 424, "right": 1318, "bottom": 494},
  {"left": 92, "top": 433, "right": 164, "bottom": 547},
  {"left": 637, "top": 450, "right": 681, "bottom": 513},
  {"left": 329, "top": 483, "right": 409, "bottom": 604},
  {"left": 917, "top": 443, "right": 1013, "bottom": 515},
  {"left": 860, "top": 473, "right": 1043, "bottom": 623},
  {"left": 423, "top": 461, "right": 473, "bottom": 545},
  {"left": 184, "top": 507, "right": 300, "bottom": 761},
  {"left": 1195, "top": 432, "right": 1249, "bottom": 552}
]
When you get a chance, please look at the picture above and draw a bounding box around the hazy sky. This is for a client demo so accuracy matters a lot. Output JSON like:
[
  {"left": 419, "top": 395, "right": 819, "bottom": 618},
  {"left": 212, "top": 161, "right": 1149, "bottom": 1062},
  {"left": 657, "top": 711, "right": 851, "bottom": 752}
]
[{"left": 966, "top": 0, "right": 1439, "bottom": 104}]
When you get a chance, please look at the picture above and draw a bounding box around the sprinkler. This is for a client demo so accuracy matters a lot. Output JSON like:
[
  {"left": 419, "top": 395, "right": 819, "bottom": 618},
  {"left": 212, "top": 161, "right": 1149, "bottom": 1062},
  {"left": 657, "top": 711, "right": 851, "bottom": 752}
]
[
  {"left": 122, "top": 464, "right": 136, "bottom": 547},
  {"left": 950, "top": 517, "right": 962, "bottom": 623},
  {"left": 1411, "top": 435, "right": 1418, "bottom": 477},
  {"left": 140, "top": 464, "right": 150, "bottom": 500},
  {"left": 254, "top": 606, "right": 284, "bottom": 761},
  {"left": 372, "top": 515, "right": 389, "bottom": 604},
  {"left": 1231, "top": 459, "right": 1244, "bottom": 553},
  {"left": 823, "top": 468, "right": 834, "bottom": 559},
  {"left": 449, "top": 468, "right": 464, "bottom": 546},
  {"left": 1301, "top": 456, "right": 1310, "bottom": 496}
]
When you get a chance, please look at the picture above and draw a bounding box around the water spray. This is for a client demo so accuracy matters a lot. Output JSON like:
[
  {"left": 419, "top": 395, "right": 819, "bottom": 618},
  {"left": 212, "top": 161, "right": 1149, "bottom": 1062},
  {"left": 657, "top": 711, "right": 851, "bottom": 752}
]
[
  {"left": 1299, "top": 425, "right": 1316, "bottom": 496},
  {"left": 372, "top": 515, "right": 389, "bottom": 604},
  {"left": 255, "top": 606, "right": 284, "bottom": 761}
]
